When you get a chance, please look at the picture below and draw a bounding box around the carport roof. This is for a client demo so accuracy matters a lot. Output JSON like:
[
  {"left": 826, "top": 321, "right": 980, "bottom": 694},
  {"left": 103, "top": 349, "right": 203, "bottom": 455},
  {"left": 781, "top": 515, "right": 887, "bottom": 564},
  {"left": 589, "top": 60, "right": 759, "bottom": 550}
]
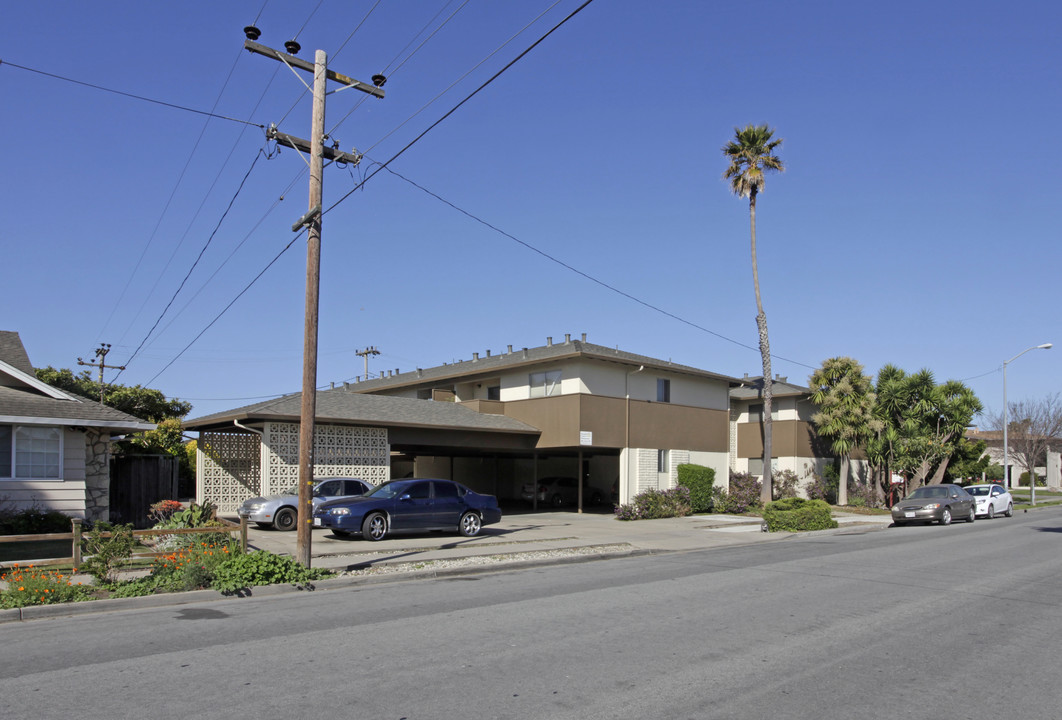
[{"left": 183, "top": 387, "right": 540, "bottom": 435}]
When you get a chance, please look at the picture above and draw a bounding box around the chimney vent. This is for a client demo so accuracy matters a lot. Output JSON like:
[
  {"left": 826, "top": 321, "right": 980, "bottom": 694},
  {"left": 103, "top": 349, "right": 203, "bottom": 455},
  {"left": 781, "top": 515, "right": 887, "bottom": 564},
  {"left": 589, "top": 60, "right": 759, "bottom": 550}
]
[
  {"left": 486, "top": 349, "right": 491, "bottom": 357},
  {"left": 473, "top": 352, "right": 479, "bottom": 361},
  {"left": 547, "top": 336, "right": 553, "bottom": 346},
  {"left": 581, "top": 333, "right": 586, "bottom": 342},
  {"left": 507, "top": 344, "right": 513, "bottom": 354},
  {"left": 565, "top": 333, "right": 571, "bottom": 343}
]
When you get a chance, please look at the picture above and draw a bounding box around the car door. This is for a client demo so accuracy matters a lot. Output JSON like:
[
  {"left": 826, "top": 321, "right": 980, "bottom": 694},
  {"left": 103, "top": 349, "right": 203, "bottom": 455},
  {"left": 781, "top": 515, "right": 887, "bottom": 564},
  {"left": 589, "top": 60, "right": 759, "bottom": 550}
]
[
  {"left": 431, "top": 480, "right": 465, "bottom": 528},
  {"left": 989, "top": 486, "right": 1003, "bottom": 513},
  {"left": 392, "top": 480, "right": 433, "bottom": 530}
]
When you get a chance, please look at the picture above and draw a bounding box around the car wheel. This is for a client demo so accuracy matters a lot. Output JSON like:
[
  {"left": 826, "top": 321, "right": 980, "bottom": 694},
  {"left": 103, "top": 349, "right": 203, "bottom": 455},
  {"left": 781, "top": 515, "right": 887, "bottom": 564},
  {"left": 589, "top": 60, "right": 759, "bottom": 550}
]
[
  {"left": 458, "top": 511, "right": 482, "bottom": 537},
  {"left": 966, "top": 506, "right": 976, "bottom": 523},
  {"left": 940, "top": 508, "right": 952, "bottom": 525},
  {"left": 987, "top": 504, "right": 995, "bottom": 519},
  {"left": 273, "top": 507, "right": 297, "bottom": 531},
  {"left": 362, "top": 512, "right": 387, "bottom": 541},
  {"left": 550, "top": 493, "right": 564, "bottom": 508},
  {"left": 1005, "top": 502, "right": 1014, "bottom": 517}
]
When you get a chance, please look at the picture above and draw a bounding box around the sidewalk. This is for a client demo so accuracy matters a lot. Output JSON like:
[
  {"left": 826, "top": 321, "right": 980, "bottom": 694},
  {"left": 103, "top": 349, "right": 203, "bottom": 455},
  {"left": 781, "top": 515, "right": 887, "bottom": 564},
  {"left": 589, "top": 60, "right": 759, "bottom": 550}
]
[{"left": 238, "top": 509, "right": 893, "bottom": 573}]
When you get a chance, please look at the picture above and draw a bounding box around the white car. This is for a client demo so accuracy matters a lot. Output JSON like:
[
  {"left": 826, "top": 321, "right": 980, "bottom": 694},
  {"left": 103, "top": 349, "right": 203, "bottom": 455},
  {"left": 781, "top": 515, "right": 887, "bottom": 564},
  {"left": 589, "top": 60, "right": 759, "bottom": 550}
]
[{"left": 964, "top": 483, "right": 1014, "bottom": 519}]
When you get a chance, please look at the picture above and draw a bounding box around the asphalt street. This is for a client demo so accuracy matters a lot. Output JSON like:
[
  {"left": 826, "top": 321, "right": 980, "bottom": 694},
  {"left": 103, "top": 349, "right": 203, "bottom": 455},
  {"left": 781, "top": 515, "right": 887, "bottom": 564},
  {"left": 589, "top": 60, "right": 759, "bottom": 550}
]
[{"left": 2, "top": 506, "right": 1060, "bottom": 719}]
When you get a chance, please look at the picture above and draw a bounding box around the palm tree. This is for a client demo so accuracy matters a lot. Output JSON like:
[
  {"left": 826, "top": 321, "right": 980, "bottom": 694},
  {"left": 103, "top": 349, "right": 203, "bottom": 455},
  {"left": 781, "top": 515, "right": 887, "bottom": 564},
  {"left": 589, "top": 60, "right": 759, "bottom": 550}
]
[
  {"left": 724, "top": 124, "right": 784, "bottom": 504},
  {"left": 808, "top": 357, "right": 882, "bottom": 506}
]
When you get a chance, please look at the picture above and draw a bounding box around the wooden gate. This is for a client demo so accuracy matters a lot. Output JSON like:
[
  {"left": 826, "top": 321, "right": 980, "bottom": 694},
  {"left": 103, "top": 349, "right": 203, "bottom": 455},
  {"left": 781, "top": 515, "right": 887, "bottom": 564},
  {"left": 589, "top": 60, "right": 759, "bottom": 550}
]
[{"left": 109, "top": 455, "right": 179, "bottom": 528}]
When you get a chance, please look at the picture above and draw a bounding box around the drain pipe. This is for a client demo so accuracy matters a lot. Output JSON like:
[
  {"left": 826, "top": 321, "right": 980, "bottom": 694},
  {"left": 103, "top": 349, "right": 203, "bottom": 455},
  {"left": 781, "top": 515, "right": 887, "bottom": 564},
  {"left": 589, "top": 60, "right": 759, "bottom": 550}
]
[{"left": 233, "top": 419, "right": 262, "bottom": 436}]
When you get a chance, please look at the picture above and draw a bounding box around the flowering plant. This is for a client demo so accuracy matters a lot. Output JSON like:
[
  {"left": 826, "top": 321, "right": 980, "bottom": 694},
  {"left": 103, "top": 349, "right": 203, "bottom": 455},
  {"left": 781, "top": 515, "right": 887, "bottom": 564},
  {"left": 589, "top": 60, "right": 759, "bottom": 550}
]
[
  {"left": 0, "top": 564, "right": 92, "bottom": 608},
  {"left": 148, "top": 499, "right": 184, "bottom": 525}
]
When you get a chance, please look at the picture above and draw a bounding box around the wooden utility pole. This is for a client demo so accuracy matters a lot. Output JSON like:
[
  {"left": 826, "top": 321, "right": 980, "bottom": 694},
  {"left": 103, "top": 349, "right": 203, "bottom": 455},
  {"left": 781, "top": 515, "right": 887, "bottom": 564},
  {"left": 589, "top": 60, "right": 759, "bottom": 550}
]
[
  {"left": 356, "top": 346, "right": 380, "bottom": 380},
  {"left": 244, "top": 33, "right": 384, "bottom": 567},
  {"left": 77, "top": 343, "right": 125, "bottom": 404}
]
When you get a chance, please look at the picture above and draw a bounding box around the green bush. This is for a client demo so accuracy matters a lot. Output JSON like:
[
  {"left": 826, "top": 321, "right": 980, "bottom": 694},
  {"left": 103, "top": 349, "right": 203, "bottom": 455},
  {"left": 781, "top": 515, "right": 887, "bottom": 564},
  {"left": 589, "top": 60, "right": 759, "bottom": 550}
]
[
  {"left": 0, "top": 507, "right": 73, "bottom": 535},
  {"left": 614, "top": 486, "right": 692, "bottom": 521},
  {"left": 762, "top": 498, "right": 838, "bottom": 532},
  {"left": 722, "top": 472, "right": 762, "bottom": 513},
  {"left": 211, "top": 550, "right": 332, "bottom": 594},
  {"left": 677, "top": 464, "right": 718, "bottom": 512},
  {"left": 80, "top": 523, "right": 137, "bottom": 584},
  {"left": 772, "top": 469, "right": 799, "bottom": 500}
]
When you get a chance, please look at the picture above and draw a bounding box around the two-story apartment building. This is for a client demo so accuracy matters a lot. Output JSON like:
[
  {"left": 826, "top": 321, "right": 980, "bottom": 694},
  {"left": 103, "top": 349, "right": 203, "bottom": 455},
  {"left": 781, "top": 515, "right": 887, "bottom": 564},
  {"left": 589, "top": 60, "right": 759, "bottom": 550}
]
[{"left": 185, "top": 335, "right": 740, "bottom": 512}]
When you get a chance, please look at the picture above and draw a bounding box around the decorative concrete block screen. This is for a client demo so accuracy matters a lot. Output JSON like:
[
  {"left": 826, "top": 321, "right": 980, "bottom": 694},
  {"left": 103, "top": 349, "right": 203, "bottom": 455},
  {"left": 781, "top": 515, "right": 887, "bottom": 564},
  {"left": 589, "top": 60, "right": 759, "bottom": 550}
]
[
  {"left": 262, "top": 422, "right": 389, "bottom": 496},
  {"left": 199, "top": 431, "right": 262, "bottom": 513}
]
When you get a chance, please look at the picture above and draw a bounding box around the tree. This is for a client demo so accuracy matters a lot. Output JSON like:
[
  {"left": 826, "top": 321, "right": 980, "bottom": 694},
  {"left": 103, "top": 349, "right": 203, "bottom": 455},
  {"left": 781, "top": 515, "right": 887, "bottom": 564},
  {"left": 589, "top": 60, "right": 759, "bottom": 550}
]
[
  {"left": 35, "top": 366, "right": 191, "bottom": 421},
  {"left": 871, "top": 366, "right": 983, "bottom": 487},
  {"left": 986, "top": 393, "right": 1062, "bottom": 504},
  {"left": 808, "top": 357, "right": 882, "bottom": 506},
  {"left": 724, "top": 124, "right": 784, "bottom": 504}
]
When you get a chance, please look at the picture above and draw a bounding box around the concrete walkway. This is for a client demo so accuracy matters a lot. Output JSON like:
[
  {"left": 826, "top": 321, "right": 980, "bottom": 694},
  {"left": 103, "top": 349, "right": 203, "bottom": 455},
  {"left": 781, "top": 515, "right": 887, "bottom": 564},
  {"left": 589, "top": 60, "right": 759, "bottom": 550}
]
[{"left": 238, "top": 509, "right": 893, "bottom": 573}]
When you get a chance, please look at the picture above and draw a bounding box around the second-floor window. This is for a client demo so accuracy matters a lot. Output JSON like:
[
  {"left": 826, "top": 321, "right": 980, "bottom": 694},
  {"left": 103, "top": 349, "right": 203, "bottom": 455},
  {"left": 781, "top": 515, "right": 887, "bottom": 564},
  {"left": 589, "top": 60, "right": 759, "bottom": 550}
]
[
  {"left": 529, "top": 370, "right": 561, "bottom": 398},
  {"left": 747, "top": 403, "right": 778, "bottom": 422},
  {"left": 657, "top": 378, "right": 671, "bottom": 403}
]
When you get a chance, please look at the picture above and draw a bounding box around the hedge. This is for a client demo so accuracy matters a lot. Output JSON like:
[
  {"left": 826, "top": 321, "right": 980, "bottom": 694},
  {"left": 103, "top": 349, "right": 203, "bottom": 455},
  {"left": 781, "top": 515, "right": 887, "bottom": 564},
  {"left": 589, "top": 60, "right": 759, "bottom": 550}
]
[{"left": 762, "top": 497, "right": 838, "bottom": 532}]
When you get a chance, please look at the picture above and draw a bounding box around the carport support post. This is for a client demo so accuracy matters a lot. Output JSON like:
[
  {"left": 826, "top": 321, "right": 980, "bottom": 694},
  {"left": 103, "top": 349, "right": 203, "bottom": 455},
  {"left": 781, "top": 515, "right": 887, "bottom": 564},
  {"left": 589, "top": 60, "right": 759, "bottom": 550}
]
[{"left": 296, "top": 49, "right": 328, "bottom": 569}]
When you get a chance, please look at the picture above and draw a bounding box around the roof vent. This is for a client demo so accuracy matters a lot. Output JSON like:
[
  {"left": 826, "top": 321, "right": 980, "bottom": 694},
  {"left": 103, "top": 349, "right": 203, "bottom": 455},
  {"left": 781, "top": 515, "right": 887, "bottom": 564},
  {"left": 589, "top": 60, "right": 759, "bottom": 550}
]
[
  {"left": 507, "top": 344, "right": 513, "bottom": 354},
  {"left": 565, "top": 333, "right": 571, "bottom": 343},
  {"left": 486, "top": 349, "right": 491, "bottom": 357},
  {"left": 547, "top": 336, "right": 552, "bottom": 347},
  {"left": 581, "top": 333, "right": 587, "bottom": 342},
  {"left": 472, "top": 352, "right": 479, "bottom": 361}
]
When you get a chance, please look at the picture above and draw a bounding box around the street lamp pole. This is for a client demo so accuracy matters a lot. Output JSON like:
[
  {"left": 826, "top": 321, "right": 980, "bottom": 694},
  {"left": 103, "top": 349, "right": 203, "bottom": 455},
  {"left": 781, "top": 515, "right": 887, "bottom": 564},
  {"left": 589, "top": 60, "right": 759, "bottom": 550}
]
[{"left": 1002, "top": 343, "right": 1052, "bottom": 502}]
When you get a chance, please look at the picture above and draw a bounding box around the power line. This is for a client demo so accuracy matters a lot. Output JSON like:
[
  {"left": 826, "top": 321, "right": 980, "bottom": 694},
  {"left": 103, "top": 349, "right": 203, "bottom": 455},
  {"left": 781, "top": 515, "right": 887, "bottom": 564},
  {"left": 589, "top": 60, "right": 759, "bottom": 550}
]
[
  {"left": 323, "top": 0, "right": 598, "bottom": 217},
  {"left": 0, "top": 60, "right": 264, "bottom": 128}
]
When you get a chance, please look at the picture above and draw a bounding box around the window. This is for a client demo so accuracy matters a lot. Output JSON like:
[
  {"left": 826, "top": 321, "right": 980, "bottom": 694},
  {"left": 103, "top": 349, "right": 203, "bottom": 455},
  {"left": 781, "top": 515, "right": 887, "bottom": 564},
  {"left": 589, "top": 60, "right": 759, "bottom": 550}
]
[
  {"left": 487, "top": 385, "right": 501, "bottom": 401},
  {"left": 529, "top": 370, "right": 561, "bottom": 398},
  {"left": 748, "top": 458, "right": 778, "bottom": 478},
  {"left": 433, "top": 481, "right": 458, "bottom": 498},
  {"left": 658, "top": 449, "right": 669, "bottom": 474},
  {"left": 657, "top": 378, "right": 671, "bottom": 403},
  {"left": 1, "top": 425, "right": 62, "bottom": 480}
]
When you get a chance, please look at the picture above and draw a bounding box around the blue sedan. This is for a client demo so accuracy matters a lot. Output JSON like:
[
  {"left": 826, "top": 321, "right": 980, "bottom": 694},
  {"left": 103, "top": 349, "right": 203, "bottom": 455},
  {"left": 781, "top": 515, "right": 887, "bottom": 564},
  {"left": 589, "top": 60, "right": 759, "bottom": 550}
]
[{"left": 313, "top": 478, "right": 502, "bottom": 541}]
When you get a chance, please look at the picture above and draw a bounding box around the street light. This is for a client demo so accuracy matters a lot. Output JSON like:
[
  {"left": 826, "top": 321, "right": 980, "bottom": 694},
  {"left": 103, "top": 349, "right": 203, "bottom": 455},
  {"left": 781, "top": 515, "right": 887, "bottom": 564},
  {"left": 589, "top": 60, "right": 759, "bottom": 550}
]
[{"left": 1002, "top": 343, "right": 1052, "bottom": 503}]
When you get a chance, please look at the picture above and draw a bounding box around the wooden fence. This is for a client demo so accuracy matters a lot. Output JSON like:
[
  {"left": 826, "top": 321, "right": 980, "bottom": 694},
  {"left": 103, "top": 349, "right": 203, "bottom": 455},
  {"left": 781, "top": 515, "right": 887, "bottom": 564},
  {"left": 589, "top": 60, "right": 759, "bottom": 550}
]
[
  {"left": 0, "top": 517, "right": 249, "bottom": 570},
  {"left": 109, "top": 455, "right": 181, "bottom": 528}
]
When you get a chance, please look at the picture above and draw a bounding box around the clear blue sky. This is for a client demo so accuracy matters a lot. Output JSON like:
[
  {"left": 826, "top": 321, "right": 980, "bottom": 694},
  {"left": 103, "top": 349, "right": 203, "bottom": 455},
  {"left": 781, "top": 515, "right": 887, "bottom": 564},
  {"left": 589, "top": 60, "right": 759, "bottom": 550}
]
[{"left": 3, "top": 0, "right": 1059, "bottom": 422}]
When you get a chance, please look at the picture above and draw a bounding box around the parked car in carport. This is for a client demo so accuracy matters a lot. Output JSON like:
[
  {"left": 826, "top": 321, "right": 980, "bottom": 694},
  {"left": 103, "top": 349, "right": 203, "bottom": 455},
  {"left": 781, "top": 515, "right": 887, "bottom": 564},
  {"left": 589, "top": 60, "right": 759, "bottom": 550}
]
[
  {"left": 890, "top": 483, "right": 976, "bottom": 526},
  {"left": 313, "top": 478, "right": 502, "bottom": 541},
  {"left": 239, "top": 477, "right": 372, "bottom": 530},
  {"left": 964, "top": 483, "right": 1014, "bottom": 518},
  {"left": 521, "top": 476, "right": 607, "bottom": 507}
]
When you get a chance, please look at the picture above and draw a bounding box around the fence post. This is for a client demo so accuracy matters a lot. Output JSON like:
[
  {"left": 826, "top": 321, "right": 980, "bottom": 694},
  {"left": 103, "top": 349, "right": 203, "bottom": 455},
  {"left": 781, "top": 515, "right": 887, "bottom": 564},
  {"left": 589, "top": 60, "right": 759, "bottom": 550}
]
[
  {"left": 240, "top": 515, "right": 248, "bottom": 553},
  {"left": 71, "top": 518, "right": 82, "bottom": 569}
]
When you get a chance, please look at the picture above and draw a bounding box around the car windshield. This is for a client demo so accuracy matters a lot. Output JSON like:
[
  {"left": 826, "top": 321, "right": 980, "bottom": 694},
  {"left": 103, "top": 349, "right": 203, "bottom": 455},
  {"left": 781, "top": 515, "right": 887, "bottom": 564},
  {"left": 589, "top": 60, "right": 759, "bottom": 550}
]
[
  {"left": 965, "top": 486, "right": 991, "bottom": 496},
  {"left": 364, "top": 481, "right": 411, "bottom": 500},
  {"left": 908, "top": 486, "right": 947, "bottom": 499}
]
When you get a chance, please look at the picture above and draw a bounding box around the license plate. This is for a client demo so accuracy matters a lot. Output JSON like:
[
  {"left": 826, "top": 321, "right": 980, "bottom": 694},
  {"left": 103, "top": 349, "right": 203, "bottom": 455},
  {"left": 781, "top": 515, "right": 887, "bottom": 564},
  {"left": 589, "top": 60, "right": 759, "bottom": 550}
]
[
  {"left": 904, "top": 511, "right": 915, "bottom": 518},
  {"left": 313, "top": 517, "right": 322, "bottom": 527}
]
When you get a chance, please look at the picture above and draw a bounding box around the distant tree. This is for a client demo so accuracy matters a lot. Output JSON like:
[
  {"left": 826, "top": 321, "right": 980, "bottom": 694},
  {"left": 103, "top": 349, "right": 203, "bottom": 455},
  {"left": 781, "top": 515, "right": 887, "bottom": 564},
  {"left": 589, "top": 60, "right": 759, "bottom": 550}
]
[
  {"left": 35, "top": 366, "right": 191, "bottom": 421},
  {"left": 985, "top": 393, "right": 1062, "bottom": 502},
  {"left": 723, "top": 123, "right": 784, "bottom": 505},
  {"left": 945, "top": 438, "right": 990, "bottom": 482},
  {"left": 808, "top": 357, "right": 882, "bottom": 506}
]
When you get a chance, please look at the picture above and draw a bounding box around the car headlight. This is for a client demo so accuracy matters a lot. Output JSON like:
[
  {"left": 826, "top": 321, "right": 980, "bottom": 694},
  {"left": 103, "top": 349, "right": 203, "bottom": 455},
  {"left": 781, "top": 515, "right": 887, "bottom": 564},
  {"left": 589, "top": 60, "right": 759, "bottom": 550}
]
[
  {"left": 923, "top": 503, "right": 941, "bottom": 509},
  {"left": 244, "top": 503, "right": 264, "bottom": 512},
  {"left": 329, "top": 507, "right": 350, "bottom": 516}
]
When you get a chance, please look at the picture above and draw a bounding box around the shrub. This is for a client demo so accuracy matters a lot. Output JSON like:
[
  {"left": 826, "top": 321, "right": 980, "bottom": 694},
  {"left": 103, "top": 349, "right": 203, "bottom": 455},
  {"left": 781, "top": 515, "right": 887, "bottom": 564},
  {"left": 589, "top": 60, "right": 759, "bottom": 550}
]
[
  {"left": 0, "top": 506, "right": 73, "bottom": 535},
  {"left": 676, "top": 464, "right": 718, "bottom": 513},
  {"left": 614, "top": 486, "right": 692, "bottom": 521},
  {"left": 211, "top": 550, "right": 332, "bottom": 594},
  {"left": 148, "top": 539, "right": 239, "bottom": 592},
  {"left": 1018, "top": 471, "right": 1046, "bottom": 487},
  {"left": 152, "top": 501, "right": 229, "bottom": 551},
  {"left": 148, "top": 499, "right": 184, "bottom": 525},
  {"left": 805, "top": 471, "right": 838, "bottom": 505},
  {"left": 0, "top": 564, "right": 92, "bottom": 608},
  {"left": 762, "top": 498, "right": 838, "bottom": 532},
  {"left": 80, "top": 523, "right": 137, "bottom": 584},
  {"left": 723, "top": 472, "right": 762, "bottom": 513},
  {"left": 772, "top": 469, "right": 799, "bottom": 500},
  {"left": 846, "top": 481, "right": 878, "bottom": 508}
]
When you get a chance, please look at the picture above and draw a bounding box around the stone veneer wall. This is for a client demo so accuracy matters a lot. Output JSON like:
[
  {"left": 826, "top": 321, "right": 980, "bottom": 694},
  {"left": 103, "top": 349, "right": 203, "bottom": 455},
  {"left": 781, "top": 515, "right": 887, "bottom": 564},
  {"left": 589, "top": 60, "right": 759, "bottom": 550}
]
[{"left": 83, "top": 428, "right": 111, "bottom": 522}]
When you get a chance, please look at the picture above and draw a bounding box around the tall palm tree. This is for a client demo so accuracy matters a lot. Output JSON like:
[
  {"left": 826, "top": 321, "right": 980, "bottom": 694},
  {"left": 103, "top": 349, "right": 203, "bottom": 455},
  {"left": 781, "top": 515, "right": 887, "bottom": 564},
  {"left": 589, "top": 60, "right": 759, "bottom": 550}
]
[{"left": 724, "top": 124, "right": 784, "bottom": 504}]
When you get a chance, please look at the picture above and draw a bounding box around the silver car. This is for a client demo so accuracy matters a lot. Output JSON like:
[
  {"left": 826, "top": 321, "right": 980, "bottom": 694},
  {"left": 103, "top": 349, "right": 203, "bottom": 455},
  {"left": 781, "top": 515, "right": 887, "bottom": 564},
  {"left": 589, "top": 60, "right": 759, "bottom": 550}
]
[
  {"left": 239, "top": 477, "right": 371, "bottom": 530},
  {"left": 891, "top": 483, "right": 976, "bottom": 526}
]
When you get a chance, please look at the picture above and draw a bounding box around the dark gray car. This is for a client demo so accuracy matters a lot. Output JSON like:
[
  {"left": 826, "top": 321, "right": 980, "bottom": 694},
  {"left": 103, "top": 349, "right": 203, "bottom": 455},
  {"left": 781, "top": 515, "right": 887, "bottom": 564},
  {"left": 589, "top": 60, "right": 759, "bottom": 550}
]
[{"left": 891, "top": 483, "right": 976, "bottom": 526}]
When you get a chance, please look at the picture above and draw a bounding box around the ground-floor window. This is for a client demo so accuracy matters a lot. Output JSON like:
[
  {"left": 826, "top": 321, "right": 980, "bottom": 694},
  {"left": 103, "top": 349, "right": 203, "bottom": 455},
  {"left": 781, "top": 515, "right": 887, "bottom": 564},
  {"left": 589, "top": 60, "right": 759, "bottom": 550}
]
[{"left": 0, "top": 425, "right": 63, "bottom": 479}]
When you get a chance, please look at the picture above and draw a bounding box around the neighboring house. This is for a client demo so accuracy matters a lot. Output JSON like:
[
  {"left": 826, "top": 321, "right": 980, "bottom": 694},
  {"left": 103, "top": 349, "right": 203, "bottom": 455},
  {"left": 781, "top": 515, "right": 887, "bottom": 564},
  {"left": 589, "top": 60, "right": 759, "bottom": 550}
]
[
  {"left": 0, "top": 331, "right": 155, "bottom": 520},
  {"left": 965, "top": 428, "right": 1062, "bottom": 490},
  {"left": 184, "top": 334, "right": 740, "bottom": 512},
  {"left": 729, "top": 375, "right": 839, "bottom": 491}
]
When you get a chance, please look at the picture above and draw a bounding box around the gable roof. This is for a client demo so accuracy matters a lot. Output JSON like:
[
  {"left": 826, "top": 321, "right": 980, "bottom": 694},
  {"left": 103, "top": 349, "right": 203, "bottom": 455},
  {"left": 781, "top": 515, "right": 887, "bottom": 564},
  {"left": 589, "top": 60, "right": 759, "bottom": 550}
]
[
  {"left": 345, "top": 338, "right": 741, "bottom": 394},
  {"left": 184, "top": 387, "right": 539, "bottom": 435},
  {"left": 0, "top": 331, "right": 156, "bottom": 432}
]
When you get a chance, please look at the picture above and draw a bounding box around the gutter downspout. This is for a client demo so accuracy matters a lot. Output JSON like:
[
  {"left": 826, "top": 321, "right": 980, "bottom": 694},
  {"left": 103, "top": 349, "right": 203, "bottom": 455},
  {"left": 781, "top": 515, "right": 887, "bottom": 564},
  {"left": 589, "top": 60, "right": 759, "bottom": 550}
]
[
  {"left": 233, "top": 419, "right": 263, "bottom": 436},
  {"left": 624, "top": 365, "right": 645, "bottom": 504}
]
